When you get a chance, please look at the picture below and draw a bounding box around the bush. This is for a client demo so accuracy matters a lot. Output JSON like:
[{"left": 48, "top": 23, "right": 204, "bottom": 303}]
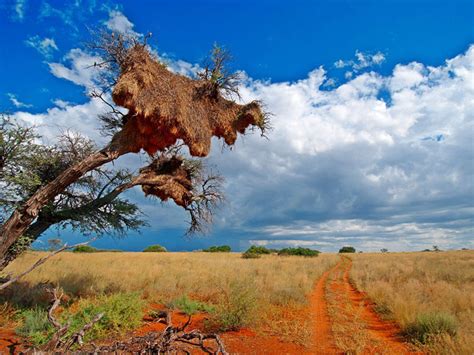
[
  {"left": 168, "top": 295, "right": 215, "bottom": 315},
  {"left": 72, "top": 245, "right": 99, "bottom": 253},
  {"left": 242, "top": 251, "right": 261, "bottom": 259},
  {"left": 207, "top": 281, "right": 258, "bottom": 331},
  {"left": 277, "top": 247, "right": 319, "bottom": 257},
  {"left": 63, "top": 292, "right": 145, "bottom": 341},
  {"left": 403, "top": 312, "right": 458, "bottom": 344},
  {"left": 338, "top": 246, "right": 356, "bottom": 253},
  {"left": 16, "top": 307, "right": 54, "bottom": 346},
  {"left": 245, "top": 245, "right": 271, "bottom": 255},
  {"left": 143, "top": 244, "right": 167, "bottom": 252},
  {"left": 202, "top": 245, "right": 231, "bottom": 253}
]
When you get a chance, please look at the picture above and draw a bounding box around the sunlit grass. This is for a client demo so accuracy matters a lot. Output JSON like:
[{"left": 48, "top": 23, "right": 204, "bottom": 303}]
[{"left": 350, "top": 250, "right": 474, "bottom": 354}]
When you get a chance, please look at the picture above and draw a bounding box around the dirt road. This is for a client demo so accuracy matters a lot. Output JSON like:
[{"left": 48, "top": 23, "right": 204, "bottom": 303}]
[{"left": 311, "top": 257, "right": 414, "bottom": 354}]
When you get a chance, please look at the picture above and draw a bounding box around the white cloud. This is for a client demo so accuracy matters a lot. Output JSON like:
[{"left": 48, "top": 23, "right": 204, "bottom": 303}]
[
  {"left": 105, "top": 10, "right": 140, "bottom": 37},
  {"left": 335, "top": 50, "right": 386, "bottom": 77},
  {"left": 7, "top": 93, "right": 32, "bottom": 108},
  {"left": 48, "top": 49, "right": 102, "bottom": 89},
  {"left": 12, "top": 97, "right": 108, "bottom": 144},
  {"left": 25, "top": 36, "right": 59, "bottom": 59},
  {"left": 12, "top": 0, "right": 26, "bottom": 21}
]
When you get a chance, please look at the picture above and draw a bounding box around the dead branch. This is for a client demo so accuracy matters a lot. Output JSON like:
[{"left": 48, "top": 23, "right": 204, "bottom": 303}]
[
  {"left": 36, "top": 292, "right": 227, "bottom": 354},
  {"left": 0, "top": 240, "right": 94, "bottom": 291}
]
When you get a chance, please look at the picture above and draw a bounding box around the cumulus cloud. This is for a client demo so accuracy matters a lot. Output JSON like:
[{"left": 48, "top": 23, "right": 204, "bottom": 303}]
[
  {"left": 105, "top": 10, "right": 140, "bottom": 37},
  {"left": 25, "top": 36, "right": 59, "bottom": 59},
  {"left": 206, "top": 45, "right": 474, "bottom": 251},
  {"left": 12, "top": 34, "right": 474, "bottom": 251},
  {"left": 48, "top": 49, "right": 102, "bottom": 89}
]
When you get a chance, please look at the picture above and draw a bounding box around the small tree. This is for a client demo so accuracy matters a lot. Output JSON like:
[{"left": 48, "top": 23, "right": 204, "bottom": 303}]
[
  {"left": 202, "top": 245, "right": 231, "bottom": 253},
  {"left": 380, "top": 248, "right": 388, "bottom": 253},
  {"left": 143, "top": 244, "right": 167, "bottom": 252},
  {"left": 245, "top": 245, "right": 272, "bottom": 255},
  {"left": 339, "top": 246, "right": 356, "bottom": 253}
]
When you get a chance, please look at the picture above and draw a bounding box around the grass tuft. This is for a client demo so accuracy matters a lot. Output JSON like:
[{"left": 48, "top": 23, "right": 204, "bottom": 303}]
[
  {"left": 167, "top": 295, "right": 215, "bottom": 315},
  {"left": 403, "top": 312, "right": 458, "bottom": 344}
]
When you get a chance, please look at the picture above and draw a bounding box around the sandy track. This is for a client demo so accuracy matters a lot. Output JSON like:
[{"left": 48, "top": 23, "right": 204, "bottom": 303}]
[{"left": 311, "top": 257, "right": 415, "bottom": 354}]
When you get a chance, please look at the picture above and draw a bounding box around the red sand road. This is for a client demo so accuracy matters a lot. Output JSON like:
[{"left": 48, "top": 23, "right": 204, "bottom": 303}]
[
  {"left": 316, "top": 257, "right": 416, "bottom": 354},
  {"left": 310, "top": 261, "right": 341, "bottom": 354}
]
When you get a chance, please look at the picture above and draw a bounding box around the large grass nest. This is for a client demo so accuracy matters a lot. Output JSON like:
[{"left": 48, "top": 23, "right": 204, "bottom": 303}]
[
  {"left": 137, "top": 155, "right": 193, "bottom": 208},
  {"left": 112, "top": 45, "right": 267, "bottom": 157}
]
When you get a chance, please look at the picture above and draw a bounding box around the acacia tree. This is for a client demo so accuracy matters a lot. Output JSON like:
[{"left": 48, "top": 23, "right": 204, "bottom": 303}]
[{"left": 0, "top": 32, "right": 268, "bottom": 269}]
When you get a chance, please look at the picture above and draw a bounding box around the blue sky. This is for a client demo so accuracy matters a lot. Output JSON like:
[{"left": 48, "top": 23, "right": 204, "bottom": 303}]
[{"left": 1, "top": 0, "right": 473, "bottom": 252}]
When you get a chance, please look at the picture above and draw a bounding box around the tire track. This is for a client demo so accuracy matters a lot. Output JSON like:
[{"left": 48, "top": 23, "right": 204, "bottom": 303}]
[{"left": 311, "top": 257, "right": 415, "bottom": 354}]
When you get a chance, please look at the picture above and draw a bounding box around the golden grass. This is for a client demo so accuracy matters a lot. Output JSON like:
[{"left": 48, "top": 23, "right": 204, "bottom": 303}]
[
  {"left": 350, "top": 250, "right": 474, "bottom": 354},
  {"left": 3, "top": 252, "right": 339, "bottom": 346}
]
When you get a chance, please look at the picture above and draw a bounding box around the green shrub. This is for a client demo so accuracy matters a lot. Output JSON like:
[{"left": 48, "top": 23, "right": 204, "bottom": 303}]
[
  {"left": 207, "top": 282, "right": 258, "bottom": 331},
  {"left": 245, "top": 245, "right": 271, "bottom": 255},
  {"left": 16, "top": 307, "right": 54, "bottom": 346},
  {"left": 403, "top": 312, "right": 458, "bottom": 344},
  {"left": 277, "top": 247, "right": 319, "bottom": 257},
  {"left": 338, "top": 246, "right": 356, "bottom": 253},
  {"left": 202, "top": 245, "right": 231, "bottom": 253},
  {"left": 72, "top": 245, "right": 99, "bottom": 253},
  {"left": 64, "top": 292, "right": 145, "bottom": 341},
  {"left": 143, "top": 244, "right": 167, "bottom": 252},
  {"left": 242, "top": 251, "right": 261, "bottom": 259},
  {"left": 168, "top": 295, "right": 215, "bottom": 315}
]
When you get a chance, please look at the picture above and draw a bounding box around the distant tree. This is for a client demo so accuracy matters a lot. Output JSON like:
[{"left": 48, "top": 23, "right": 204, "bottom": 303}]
[
  {"left": 339, "top": 246, "right": 356, "bottom": 253},
  {"left": 0, "top": 31, "right": 268, "bottom": 271},
  {"left": 433, "top": 245, "right": 441, "bottom": 252},
  {"left": 278, "top": 247, "right": 319, "bottom": 257},
  {"left": 245, "top": 245, "right": 272, "bottom": 255},
  {"left": 202, "top": 245, "right": 231, "bottom": 253},
  {"left": 73, "top": 245, "right": 99, "bottom": 253},
  {"left": 380, "top": 248, "right": 389, "bottom": 253},
  {"left": 47, "top": 238, "right": 63, "bottom": 251},
  {"left": 143, "top": 244, "right": 167, "bottom": 252}
]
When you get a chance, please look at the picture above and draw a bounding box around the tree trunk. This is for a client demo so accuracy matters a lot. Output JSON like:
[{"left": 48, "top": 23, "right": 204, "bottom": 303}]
[
  {"left": 0, "top": 143, "right": 128, "bottom": 264},
  {"left": 0, "top": 217, "right": 56, "bottom": 270}
]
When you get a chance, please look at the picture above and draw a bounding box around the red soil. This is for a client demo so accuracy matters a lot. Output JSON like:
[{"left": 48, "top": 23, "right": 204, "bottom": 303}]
[{"left": 0, "top": 328, "right": 24, "bottom": 354}]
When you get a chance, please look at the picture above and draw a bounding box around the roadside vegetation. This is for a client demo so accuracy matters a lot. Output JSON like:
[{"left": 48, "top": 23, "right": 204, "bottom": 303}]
[{"left": 350, "top": 250, "right": 474, "bottom": 354}]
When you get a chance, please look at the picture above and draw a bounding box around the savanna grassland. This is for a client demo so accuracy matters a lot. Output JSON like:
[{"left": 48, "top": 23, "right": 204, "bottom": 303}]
[
  {"left": 350, "top": 250, "right": 474, "bottom": 354},
  {"left": 1, "top": 250, "right": 473, "bottom": 354},
  {"left": 1, "top": 252, "right": 339, "bottom": 349}
]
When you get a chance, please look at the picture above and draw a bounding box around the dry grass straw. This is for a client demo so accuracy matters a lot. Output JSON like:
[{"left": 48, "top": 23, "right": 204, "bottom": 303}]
[
  {"left": 3, "top": 252, "right": 338, "bottom": 346},
  {"left": 112, "top": 45, "right": 267, "bottom": 157},
  {"left": 350, "top": 250, "right": 474, "bottom": 354}
]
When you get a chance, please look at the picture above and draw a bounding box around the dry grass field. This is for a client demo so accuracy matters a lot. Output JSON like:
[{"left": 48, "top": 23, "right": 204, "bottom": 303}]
[
  {"left": 350, "top": 250, "right": 474, "bottom": 354},
  {"left": 1, "top": 251, "right": 339, "bottom": 347},
  {"left": 1, "top": 250, "right": 473, "bottom": 354}
]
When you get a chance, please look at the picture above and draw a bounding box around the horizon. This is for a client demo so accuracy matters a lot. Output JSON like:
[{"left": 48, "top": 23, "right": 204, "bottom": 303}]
[{"left": 1, "top": 0, "right": 473, "bottom": 253}]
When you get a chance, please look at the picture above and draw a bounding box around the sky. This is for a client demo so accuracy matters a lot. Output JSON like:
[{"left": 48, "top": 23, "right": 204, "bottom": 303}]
[{"left": 1, "top": 0, "right": 473, "bottom": 252}]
